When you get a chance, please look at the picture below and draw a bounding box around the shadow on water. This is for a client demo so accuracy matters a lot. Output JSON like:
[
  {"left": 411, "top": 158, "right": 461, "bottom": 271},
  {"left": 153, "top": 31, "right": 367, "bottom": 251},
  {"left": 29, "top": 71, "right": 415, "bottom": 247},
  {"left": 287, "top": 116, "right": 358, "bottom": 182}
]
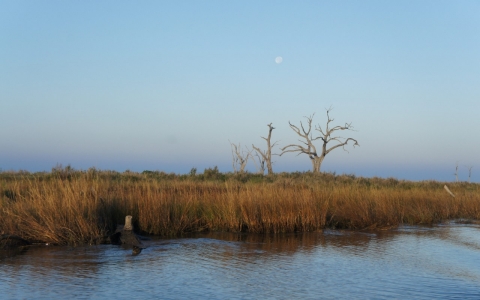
[
  {"left": 0, "top": 247, "right": 29, "bottom": 260},
  {"left": 1, "top": 224, "right": 480, "bottom": 299}
]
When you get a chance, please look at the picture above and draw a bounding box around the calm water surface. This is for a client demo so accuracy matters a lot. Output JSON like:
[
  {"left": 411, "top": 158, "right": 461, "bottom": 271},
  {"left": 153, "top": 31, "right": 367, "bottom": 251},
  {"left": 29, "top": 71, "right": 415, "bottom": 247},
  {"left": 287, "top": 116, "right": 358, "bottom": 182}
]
[{"left": 1, "top": 223, "right": 480, "bottom": 299}]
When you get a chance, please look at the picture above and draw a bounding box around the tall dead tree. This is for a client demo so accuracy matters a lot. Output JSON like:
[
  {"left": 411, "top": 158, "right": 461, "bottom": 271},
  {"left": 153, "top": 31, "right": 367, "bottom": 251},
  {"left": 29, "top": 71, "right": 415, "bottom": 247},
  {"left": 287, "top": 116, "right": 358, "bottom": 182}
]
[
  {"left": 229, "top": 142, "right": 252, "bottom": 173},
  {"left": 281, "top": 108, "right": 359, "bottom": 173},
  {"left": 252, "top": 123, "right": 278, "bottom": 175}
]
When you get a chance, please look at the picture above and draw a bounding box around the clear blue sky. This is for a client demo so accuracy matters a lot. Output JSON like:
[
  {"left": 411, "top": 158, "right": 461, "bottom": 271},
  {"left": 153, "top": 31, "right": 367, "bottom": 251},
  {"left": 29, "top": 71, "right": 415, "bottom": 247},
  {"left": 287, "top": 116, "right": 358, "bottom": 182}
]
[{"left": 1, "top": 1, "right": 479, "bottom": 182}]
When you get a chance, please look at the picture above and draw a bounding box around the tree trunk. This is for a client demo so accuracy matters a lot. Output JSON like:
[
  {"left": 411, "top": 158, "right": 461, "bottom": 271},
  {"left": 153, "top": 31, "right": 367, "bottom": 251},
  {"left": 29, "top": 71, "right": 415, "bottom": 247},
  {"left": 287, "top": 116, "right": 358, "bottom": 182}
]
[
  {"left": 266, "top": 158, "right": 273, "bottom": 175},
  {"left": 252, "top": 123, "right": 277, "bottom": 175},
  {"left": 311, "top": 156, "right": 324, "bottom": 173}
]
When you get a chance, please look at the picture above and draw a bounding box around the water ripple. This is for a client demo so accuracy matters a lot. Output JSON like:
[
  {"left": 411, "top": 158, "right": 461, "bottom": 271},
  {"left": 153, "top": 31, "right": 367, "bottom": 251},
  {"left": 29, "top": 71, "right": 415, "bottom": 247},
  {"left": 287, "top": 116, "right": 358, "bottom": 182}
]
[{"left": 1, "top": 225, "right": 480, "bottom": 299}]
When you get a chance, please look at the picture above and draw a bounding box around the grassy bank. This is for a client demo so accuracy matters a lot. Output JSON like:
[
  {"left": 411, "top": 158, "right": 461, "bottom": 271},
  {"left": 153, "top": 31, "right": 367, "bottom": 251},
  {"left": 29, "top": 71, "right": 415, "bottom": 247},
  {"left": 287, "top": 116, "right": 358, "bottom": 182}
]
[{"left": 1, "top": 168, "right": 479, "bottom": 245}]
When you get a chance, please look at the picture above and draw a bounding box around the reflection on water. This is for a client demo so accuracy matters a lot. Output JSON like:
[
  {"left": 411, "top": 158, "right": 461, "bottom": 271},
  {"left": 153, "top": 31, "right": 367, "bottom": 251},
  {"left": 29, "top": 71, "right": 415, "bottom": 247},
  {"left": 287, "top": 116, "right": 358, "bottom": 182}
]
[{"left": 1, "top": 224, "right": 480, "bottom": 299}]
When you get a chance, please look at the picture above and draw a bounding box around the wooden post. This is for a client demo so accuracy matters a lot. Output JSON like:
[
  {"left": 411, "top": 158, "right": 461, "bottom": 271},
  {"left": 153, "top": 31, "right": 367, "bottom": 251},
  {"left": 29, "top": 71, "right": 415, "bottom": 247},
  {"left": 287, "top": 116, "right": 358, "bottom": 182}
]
[{"left": 124, "top": 215, "right": 133, "bottom": 230}]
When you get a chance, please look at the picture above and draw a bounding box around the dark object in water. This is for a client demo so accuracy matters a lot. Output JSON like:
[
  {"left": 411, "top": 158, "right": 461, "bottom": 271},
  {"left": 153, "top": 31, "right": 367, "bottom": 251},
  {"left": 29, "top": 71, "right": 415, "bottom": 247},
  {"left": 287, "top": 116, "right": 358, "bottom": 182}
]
[
  {"left": 110, "top": 215, "right": 145, "bottom": 255},
  {"left": 0, "top": 234, "right": 31, "bottom": 249}
]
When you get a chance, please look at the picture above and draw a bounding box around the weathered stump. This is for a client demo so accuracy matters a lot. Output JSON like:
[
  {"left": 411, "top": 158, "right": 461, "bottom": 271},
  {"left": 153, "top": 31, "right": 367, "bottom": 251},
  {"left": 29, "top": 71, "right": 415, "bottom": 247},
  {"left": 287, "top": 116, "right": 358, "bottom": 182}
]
[{"left": 110, "top": 215, "right": 145, "bottom": 255}]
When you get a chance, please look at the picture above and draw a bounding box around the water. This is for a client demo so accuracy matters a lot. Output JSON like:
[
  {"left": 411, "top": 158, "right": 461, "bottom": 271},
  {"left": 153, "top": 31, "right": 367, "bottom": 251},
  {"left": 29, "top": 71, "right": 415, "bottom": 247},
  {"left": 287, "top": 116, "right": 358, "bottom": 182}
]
[{"left": 1, "top": 223, "right": 480, "bottom": 299}]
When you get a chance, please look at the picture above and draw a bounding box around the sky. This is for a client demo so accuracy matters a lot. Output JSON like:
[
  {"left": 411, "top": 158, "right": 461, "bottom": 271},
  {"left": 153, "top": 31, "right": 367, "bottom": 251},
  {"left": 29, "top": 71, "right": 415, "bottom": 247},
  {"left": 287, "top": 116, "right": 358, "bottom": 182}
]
[{"left": 1, "top": 1, "right": 479, "bottom": 182}]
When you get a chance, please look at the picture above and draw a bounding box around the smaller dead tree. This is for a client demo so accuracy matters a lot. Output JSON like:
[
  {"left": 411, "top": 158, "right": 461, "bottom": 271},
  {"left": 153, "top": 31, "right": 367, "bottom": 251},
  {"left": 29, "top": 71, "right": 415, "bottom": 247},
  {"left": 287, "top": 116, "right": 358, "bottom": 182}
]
[
  {"left": 229, "top": 141, "right": 252, "bottom": 173},
  {"left": 252, "top": 123, "right": 278, "bottom": 175},
  {"left": 281, "top": 108, "right": 359, "bottom": 173},
  {"left": 465, "top": 165, "right": 473, "bottom": 183},
  {"left": 454, "top": 161, "right": 459, "bottom": 182},
  {"left": 251, "top": 151, "right": 265, "bottom": 174}
]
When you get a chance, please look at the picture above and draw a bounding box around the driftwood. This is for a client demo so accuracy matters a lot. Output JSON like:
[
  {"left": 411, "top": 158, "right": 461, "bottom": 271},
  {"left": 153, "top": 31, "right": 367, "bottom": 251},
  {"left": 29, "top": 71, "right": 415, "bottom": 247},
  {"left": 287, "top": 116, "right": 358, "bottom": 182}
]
[
  {"left": 444, "top": 185, "right": 456, "bottom": 198},
  {"left": 110, "top": 215, "right": 145, "bottom": 255}
]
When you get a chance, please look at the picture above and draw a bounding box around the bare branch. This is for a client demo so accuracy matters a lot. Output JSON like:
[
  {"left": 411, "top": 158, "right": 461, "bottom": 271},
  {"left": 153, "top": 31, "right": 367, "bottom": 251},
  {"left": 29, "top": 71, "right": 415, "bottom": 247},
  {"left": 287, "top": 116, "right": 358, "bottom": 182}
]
[
  {"left": 251, "top": 150, "right": 265, "bottom": 174},
  {"left": 325, "top": 138, "right": 360, "bottom": 155}
]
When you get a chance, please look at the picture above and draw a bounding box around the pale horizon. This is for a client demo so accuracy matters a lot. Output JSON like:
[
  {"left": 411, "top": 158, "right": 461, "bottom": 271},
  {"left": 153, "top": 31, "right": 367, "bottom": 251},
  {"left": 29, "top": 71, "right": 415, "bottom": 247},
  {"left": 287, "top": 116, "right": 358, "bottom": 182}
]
[{"left": 1, "top": 1, "right": 479, "bottom": 182}]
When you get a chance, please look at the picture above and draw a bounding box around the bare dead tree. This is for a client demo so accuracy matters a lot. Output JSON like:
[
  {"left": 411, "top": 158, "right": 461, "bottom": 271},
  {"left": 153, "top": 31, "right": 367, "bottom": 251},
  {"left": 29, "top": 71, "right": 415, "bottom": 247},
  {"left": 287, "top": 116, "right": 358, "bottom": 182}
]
[
  {"left": 252, "top": 123, "right": 278, "bottom": 175},
  {"left": 281, "top": 108, "right": 359, "bottom": 173},
  {"left": 465, "top": 165, "right": 473, "bottom": 183},
  {"left": 251, "top": 151, "right": 266, "bottom": 174},
  {"left": 454, "top": 161, "right": 459, "bottom": 182},
  {"left": 229, "top": 141, "right": 252, "bottom": 173}
]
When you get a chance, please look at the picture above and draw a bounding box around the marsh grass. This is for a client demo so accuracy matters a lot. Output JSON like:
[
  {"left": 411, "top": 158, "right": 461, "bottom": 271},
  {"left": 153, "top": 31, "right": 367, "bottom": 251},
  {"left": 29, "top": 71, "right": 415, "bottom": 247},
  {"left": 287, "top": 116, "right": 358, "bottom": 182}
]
[{"left": 1, "top": 169, "right": 479, "bottom": 245}]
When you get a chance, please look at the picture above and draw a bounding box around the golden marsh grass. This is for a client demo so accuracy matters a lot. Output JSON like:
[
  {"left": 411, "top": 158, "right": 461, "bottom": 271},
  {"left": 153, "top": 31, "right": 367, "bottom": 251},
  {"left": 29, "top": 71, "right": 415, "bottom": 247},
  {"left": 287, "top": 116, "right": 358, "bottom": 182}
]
[{"left": 1, "top": 168, "right": 479, "bottom": 245}]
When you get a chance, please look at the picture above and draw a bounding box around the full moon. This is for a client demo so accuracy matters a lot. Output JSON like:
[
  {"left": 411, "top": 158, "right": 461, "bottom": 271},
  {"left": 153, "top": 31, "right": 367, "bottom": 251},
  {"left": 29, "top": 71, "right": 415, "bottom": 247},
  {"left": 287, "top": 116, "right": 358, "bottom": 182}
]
[{"left": 275, "top": 56, "right": 283, "bottom": 64}]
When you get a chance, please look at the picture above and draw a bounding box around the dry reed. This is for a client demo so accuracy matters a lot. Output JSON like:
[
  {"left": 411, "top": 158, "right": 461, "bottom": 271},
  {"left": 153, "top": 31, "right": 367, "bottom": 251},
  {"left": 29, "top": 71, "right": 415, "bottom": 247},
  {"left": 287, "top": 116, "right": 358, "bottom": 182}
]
[{"left": 1, "top": 169, "right": 479, "bottom": 245}]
